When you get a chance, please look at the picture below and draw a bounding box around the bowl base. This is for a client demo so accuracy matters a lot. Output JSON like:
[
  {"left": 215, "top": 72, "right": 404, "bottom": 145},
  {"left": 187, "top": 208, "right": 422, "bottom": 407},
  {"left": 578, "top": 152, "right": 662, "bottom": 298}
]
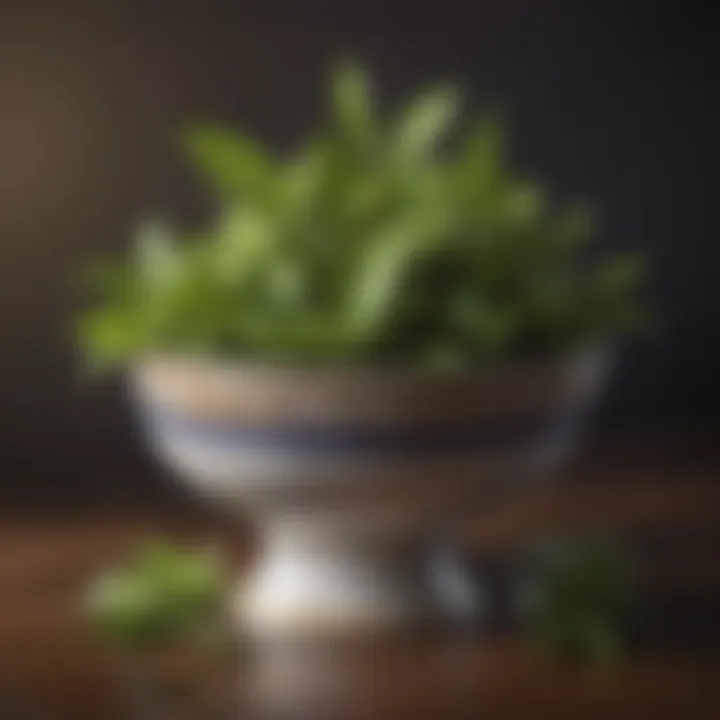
[{"left": 232, "top": 520, "right": 441, "bottom": 640}]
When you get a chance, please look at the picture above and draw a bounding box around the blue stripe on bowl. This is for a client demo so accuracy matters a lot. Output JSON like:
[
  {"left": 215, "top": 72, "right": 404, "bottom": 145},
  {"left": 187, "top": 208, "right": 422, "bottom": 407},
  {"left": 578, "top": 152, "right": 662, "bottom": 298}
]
[{"left": 141, "top": 404, "right": 584, "bottom": 457}]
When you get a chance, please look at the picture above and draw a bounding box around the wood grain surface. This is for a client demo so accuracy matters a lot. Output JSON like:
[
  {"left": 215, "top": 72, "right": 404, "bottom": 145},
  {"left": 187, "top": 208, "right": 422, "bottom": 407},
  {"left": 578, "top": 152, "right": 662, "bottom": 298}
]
[{"left": 1, "top": 441, "right": 719, "bottom": 719}]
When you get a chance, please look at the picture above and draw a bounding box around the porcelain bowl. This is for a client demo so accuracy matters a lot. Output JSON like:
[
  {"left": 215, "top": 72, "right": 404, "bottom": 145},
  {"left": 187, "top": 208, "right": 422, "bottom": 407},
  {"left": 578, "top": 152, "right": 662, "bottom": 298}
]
[{"left": 131, "top": 351, "right": 609, "bottom": 638}]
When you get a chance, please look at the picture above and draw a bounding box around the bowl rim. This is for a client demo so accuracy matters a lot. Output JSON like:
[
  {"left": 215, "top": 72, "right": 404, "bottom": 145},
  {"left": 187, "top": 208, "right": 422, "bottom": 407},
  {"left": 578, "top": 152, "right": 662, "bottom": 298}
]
[{"left": 132, "top": 343, "right": 613, "bottom": 383}]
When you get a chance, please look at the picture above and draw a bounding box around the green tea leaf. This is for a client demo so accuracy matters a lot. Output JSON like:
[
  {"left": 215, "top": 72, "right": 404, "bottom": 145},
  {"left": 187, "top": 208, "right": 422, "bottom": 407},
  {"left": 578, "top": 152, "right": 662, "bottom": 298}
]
[
  {"left": 182, "top": 124, "right": 277, "bottom": 205},
  {"left": 215, "top": 206, "right": 276, "bottom": 284},
  {"left": 86, "top": 540, "right": 228, "bottom": 649},
  {"left": 392, "top": 85, "right": 461, "bottom": 164},
  {"left": 518, "top": 537, "right": 635, "bottom": 664},
  {"left": 346, "top": 210, "right": 452, "bottom": 341},
  {"left": 457, "top": 113, "right": 507, "bottom": 196},
  {"left": 81, "top": 63, "right": 646, "bottom": 368},
  {"left": 135, "top": 219, "right": 179, "bottom": 286},
  {"left": 330, "top": 61, "right": 378, "bottom": 154}
]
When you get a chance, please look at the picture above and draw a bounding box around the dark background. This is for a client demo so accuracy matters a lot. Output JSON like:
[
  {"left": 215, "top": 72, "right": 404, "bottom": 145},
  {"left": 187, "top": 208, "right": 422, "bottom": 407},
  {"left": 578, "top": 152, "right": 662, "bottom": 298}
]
[{"left": 0, "top": 0, "right": 718, "bottom": 502}]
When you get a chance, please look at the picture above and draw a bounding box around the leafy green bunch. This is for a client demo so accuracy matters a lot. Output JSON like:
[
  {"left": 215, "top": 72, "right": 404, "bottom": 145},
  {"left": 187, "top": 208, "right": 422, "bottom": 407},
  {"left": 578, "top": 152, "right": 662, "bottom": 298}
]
[
  {"left": 85, "top": 540, "right": 228, "bottom": 650},
  {"left": 517, "top": 537, "right": 636, "bottom": 663},
  {"left": 80, "top": 64, "right": 644, "bottom": 369}
]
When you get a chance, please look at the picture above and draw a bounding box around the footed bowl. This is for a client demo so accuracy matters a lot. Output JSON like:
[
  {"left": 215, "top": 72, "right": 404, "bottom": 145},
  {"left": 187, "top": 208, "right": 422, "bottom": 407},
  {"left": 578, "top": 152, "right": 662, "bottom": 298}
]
[{"left": 131, "top": 351, "right": 608, "bottom": 639}]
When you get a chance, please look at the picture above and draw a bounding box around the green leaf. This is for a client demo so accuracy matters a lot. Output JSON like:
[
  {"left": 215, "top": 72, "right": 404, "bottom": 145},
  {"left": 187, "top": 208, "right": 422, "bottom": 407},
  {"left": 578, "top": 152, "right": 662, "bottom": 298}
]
[
  {"left": 330, "top": 61, "right": 378, "bottom": 153},
  {"left": 181, "top": 124, "right": 277, "bottom": 205},
  {"left": 392, "top": 85, "right": 461, "bottom": 164},
  {"left": 215, "top": 206, "right": 277, "bottom": 284},
  {"left": 447, "top": 291, "right": 519, "bottom": 354},
  {"left": 280, "top": 141, "right": 328, "bottom": 219},
  {"left": 78, "top": 306, "right": 148, "bottom": 371},
  {"left": 517, "top": 537, "right": 635, "bottom": 664},
  {"left": 267, "top": 258, "right": 306, "bottom": 310},
  {"left": 80, "top": 63, "right": 646, "bottom": 368},
  {"left": 135, "top": 219, "right": 179, "bottom": 285},
  {"left": 456, "top": 112, "right": 507, "bottom": 202},
  {"left": 346, "top": 210, "right": 452, "bottom": 341},
  {"left": 85, "top": 540, "right": 228, "bottom": 649}
]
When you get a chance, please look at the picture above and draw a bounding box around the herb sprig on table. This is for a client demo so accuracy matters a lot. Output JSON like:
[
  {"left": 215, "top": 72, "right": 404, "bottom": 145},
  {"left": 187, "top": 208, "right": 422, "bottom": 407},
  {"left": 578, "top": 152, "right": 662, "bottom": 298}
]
[
  {"left": 85, "top": 540, "right": 229, "bottom": 650},
  {"left": 517, "top": 537, "right": 636, "bottom": 663}
]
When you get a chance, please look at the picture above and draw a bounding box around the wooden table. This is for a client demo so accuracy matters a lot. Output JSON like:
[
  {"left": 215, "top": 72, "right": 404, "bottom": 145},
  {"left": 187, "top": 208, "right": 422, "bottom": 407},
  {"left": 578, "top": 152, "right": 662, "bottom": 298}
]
[{"left": 2, "top": 441, "right": 720, "bottom": 718}]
